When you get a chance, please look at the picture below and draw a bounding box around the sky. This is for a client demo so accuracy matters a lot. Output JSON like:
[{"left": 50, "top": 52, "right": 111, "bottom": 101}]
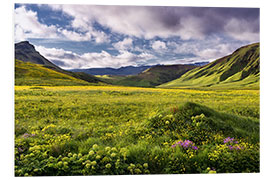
[{"left": 14, "top": 4, "right": 260, "bottom": 69}]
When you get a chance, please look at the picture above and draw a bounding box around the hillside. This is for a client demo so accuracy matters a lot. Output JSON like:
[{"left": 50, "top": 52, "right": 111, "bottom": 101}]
[
  {"left": 159, "top": 43, "right": 260, "bottom": 89},
  {"left": 108, "top": 64, "right": 197, "bottom": 87},
  {"left": 15, "top": 41, "right": 104, "bottom": 85},
  {"left": 15, "top": 59, "right": 100, "bottom": 86}
]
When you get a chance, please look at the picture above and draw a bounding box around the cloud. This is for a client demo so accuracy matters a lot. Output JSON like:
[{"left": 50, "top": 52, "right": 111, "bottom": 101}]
[
  {"left": 60, "top": 29, "right": 91, "bottom": 41},
  {"left": 167, "top": 37, "right": 248, "bottom": 62},
  {"left": 151, "top": 40, "right": 167, "bottom": 51},
  {"left": 113, "top": 38, "right": 133, "bottom": 50},
  {"left": 48, "top": 5, "right": 259, "bottom": 41},
  {"left": 14, "top": 6, "right": 59, "bottom": 42},
  {"left": 224, "top": 18, "right": 260, "bottom": 42},
  {"left": 35, "top": 45, "right": 155, "bottom": 69},
  {"left": 16, "top": 5, "right": 259, "bottom": 44},
  {"left": 15, "top": 5, "right": 260, "bottom": 69},
  {"left": 14, "top": 5, "right": 109, "bottom": 43}
]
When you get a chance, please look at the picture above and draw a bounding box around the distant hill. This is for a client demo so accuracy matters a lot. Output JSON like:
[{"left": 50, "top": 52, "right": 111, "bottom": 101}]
[
  {"left": 105, "top": 64, "right": 197, "bottom": 87},
  {"left": 187, "top": 61, "right": 209, "bottom": 66},
  {"left": 70, "top": 65, "right": 152, "bottom": 76},
  {"left": 70, "top": 61, "right": 209, "bottom": 76},
  {"left": 15, "top": 41, "right": 104, "bottom": 85},
  {"left": 159, "top": 43, "right": 260, "bottom": 89}
]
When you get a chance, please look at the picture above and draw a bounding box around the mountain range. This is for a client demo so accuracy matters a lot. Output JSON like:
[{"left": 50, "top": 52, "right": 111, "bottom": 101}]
[
  {"left": 14, "top": 41, "right": 259, "bottom": 89},
  {"left": 71, "top": 65, "right": 152, "bottom": 76},
  {"left": 70, "top": 62, "right": 209, "bottom": 76}
]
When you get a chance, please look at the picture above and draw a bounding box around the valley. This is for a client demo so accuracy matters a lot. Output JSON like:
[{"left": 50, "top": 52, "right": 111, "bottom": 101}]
[{"left": 14, "top": 41, "right": 260, "bottom": 176}]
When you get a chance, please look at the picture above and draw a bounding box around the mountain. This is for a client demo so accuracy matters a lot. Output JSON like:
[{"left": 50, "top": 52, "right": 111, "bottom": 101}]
[
  {"left": 105, "top": 64, "right": 197, "bottom": 87},
  {"left": 15, "top": 41, "right": 103, "bottom": 85},
  {"left": 159, "top": 43, "right": 260, "bottom": 89},
  {"left": 70, "top": 65, "right": 152, "bottom": 76},
  {"left": 15, "top": 41, "right": 60, "bottom": 69}
]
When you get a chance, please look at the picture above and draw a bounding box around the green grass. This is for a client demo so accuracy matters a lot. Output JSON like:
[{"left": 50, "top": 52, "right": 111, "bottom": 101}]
[
  {"left": 15, "top": 60, "right": 103, "bottom": 86},
  {"left": 160, "top": 43, "right": 259, "bottom": 89},
  {"left": 15, "top": 86, "right": 259, "bottom": 175}
]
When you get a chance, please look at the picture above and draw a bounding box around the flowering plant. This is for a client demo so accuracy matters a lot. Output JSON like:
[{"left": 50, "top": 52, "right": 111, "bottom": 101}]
[{"left": 171, "top": 140, "right": 198, "bottom": 150}]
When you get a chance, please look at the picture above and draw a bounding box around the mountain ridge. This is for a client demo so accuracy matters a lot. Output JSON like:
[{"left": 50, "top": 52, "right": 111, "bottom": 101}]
[{"left": 159, "top": 42, "right": 260, "bottom": 89}]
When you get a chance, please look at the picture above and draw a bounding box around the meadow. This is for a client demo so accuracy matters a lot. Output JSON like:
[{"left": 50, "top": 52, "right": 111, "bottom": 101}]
[{"left": 14, "top": 86, "right": 260, "bottom": 176}]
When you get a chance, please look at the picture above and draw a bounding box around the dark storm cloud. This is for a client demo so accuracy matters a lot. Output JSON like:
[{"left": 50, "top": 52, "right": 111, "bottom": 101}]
[
  {"left": 43, "top": 4, "right": 259, "bottom": 41},
  {"left": 151, "top": 6, "right": 259, "bottom": 38}
]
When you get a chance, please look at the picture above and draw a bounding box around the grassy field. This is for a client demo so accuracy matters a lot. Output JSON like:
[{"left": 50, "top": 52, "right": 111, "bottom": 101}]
[{"left": 15, "top": 85, "right": 260, "bottom": 176}]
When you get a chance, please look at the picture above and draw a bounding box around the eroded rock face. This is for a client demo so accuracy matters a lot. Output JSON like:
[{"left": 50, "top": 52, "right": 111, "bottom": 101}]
[{"left": 15, "top": 41, "right": 58, "bottom": 68}]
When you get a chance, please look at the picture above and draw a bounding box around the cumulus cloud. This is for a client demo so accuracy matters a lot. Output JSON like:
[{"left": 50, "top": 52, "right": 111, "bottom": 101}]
[
  {"left": 35, "top": 45, "right": 155, "bottom": 69},
  {"left": 167, "top": 37, "right": 248, "bottom": 62},
  {"left": 47, "top": 5, "right": 259, "bottom": 41},
  {"left": 60, "top": 29, "right": 91, "bottom": 41},
  {"left": 113, "top": 38, "right": 133, "bottom": 50},
  {"left": 15, "top": 4, "right": 259, "bottom": 44},
  {"left": 14, "top": 6, "right": 59, "bottom": 42},
  {"left": 152, "top": 40, "right": 167, "bottom": 51},
  {"left": 14, "top": 5, "right": 109, "bottom": 43}
]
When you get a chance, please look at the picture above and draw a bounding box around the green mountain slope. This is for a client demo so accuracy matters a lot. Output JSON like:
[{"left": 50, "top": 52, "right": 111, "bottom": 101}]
[
  {"left": 108, "top": 64, "right": 197, "bottom": 87},
  {"left": 159, "top": 43, "right": 260, "bottom": 89},
  {"left": 15, "top": 59, "right": 101, "bottom": 86},
  {"left": 15, "top": 41, "right": 104, "bottom": 85}
]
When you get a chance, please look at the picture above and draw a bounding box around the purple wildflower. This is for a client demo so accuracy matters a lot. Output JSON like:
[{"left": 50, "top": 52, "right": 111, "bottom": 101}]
[
  {"left": 223, "top": 137, "right": 239, "bottom": 144},
  {"left": 22, "top": 133, "right": 35, "bottom": 138},
  {"left": 171, "top": 144, "right": 177, "bottom": 148},
  {"left": 22, "top": 133, "right": 30, "bottom": 138},
  {"left": 18, "top": 147, "right": 24, "bottom": 152},
  {"left": 171, "top": 140, "right": 198, "bottom": 150},
  {"left": 223, "top": 137, "right": 235, "bottom": 144},
  {"left": 228, "top": 145, "right": 243, "bottom": 151}
]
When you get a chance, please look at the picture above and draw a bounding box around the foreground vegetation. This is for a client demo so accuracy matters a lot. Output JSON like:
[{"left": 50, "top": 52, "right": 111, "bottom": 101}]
[{"left": 15, "top": 86, "right": 259, "bottom": 176}]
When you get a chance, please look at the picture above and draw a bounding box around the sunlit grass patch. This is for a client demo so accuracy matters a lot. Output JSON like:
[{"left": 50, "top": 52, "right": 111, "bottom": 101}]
[{"left": 15, "top": 85, "right": 259, "bottom": 175}]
